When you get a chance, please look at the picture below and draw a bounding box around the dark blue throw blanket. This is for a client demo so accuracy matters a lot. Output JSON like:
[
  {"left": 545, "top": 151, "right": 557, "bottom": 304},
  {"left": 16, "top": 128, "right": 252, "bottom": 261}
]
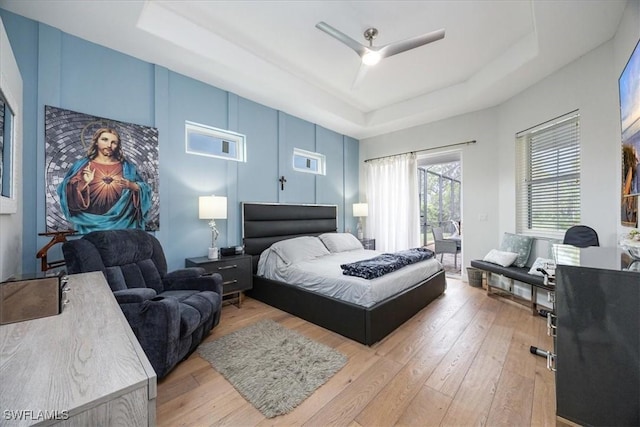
[{"left": 340, "top": 247, "right": 435, "bottom": 279}]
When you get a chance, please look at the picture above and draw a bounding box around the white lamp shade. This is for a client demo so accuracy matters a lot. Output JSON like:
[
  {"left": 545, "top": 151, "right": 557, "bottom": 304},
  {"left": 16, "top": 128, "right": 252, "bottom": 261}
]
[
  {"left": 353, "top": 203, "right": 368, "bottom": 217},
  {"left": 199, "top": 195, "right": 227, "bottom": 219}
]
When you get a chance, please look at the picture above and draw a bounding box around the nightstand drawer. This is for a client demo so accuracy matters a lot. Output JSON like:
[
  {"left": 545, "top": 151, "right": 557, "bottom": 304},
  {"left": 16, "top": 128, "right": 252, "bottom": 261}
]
[{"left": 185, "top": 255, "right": 252, "bottom": 295}]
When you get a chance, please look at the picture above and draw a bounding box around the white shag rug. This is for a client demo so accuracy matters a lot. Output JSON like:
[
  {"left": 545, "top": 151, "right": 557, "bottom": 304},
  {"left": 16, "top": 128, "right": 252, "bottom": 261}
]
[{"left": 198, "top": 319, "right": 347, "bottom": 418}]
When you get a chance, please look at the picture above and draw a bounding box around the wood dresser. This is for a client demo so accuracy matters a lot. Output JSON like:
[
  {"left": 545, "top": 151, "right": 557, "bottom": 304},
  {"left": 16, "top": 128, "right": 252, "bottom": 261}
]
[{"left": 0, "top": 272, "right": 156, "bottom": 426}]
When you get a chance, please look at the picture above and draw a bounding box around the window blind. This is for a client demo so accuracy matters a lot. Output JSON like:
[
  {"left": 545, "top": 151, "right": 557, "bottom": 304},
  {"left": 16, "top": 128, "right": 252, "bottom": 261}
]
[{"left": 516, "top": 112, "right": 580, "bottom": 235}]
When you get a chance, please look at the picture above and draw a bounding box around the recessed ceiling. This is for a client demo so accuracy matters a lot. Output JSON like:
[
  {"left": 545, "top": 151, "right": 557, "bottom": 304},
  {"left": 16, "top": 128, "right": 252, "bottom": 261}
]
[{"left": 0, "top": 0, "right": 627, "bottom": 139}]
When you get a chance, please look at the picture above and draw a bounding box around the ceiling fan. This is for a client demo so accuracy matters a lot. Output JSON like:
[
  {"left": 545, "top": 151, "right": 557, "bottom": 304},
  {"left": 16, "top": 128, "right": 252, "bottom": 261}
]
[
  {"left": 315, "top": 22, "right": 445, "bottom": 88},
  {"left": 315, "top": 21, "right": 445, "bottom": 67}
]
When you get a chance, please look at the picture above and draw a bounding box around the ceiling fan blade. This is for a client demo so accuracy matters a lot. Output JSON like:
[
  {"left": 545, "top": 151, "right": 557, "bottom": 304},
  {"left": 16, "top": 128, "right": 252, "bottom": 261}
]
[
  {"left": 316, "top": 22, "right": 367, "bottom": 57},
  {"left": 378, "top": 28, "right": 445, "bottom": 59},
  {"left": 351, "top": 63, "right": 370, "bottom": 90}
]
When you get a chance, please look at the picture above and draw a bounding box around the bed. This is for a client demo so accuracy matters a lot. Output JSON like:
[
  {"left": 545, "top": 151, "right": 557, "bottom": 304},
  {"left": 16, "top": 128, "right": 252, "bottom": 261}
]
[{"left": 242, "top": 202, "right": 447, "bottom": 345}]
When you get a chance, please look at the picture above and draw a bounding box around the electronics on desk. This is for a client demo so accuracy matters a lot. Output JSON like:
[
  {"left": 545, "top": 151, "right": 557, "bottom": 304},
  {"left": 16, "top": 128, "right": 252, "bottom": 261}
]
[
  {"left": 0, "top": 271, "right": 69, "bottom": 325},
  {"left": 220, "top": 246, "right": 244, "bottom": 257}
]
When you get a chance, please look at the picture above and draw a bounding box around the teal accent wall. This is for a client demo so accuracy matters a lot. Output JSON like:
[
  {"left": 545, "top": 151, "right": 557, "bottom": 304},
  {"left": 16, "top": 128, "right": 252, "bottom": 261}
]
[
  {"left": 0, "top": 9, "right": 359, "bottom": 271},
  {"left": 343, "top": 136, "right": 360, "bottom": 234}
]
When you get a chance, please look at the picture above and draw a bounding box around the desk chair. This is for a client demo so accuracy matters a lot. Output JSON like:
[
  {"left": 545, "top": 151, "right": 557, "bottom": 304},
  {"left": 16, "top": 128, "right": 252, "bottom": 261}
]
[{"left": 563, "top": 225, "right": 599, "bottom": 248}]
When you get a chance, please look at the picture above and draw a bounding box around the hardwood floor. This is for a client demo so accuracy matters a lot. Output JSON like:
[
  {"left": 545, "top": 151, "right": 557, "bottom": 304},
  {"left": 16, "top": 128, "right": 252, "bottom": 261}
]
[{"left": 156, "top": 278, "right": 556, "bottom": 426}]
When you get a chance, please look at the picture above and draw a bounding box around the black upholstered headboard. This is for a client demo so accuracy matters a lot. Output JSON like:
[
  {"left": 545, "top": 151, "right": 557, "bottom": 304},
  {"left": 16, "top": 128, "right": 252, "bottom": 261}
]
[{"left": 242, "top": 203, "right": 338, "bottom": 272}]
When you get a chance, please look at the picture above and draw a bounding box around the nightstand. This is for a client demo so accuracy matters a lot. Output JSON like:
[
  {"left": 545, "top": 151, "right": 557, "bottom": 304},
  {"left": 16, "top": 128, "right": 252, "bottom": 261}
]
[
  {"left": 185, "top": 254, "right": 253, "bottom": 307},
  {"left": 359, "top": 238, "right": 375, "bottom": 250}
]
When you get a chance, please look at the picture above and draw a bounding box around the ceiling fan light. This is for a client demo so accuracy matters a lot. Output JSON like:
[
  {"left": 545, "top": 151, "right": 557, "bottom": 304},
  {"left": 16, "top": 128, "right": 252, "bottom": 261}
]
[{"left": 361, "top": 50, "right": 381, "bottom": 66}]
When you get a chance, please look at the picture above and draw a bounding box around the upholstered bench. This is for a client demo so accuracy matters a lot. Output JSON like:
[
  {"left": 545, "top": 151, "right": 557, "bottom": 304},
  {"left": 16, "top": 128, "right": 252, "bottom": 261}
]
[{"left": 470, "top": 234, "right": 558, "bottom": 315}]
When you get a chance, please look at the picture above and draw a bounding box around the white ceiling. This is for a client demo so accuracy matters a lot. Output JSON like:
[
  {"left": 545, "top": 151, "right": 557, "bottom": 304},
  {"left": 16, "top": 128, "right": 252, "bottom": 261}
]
[{"left": 0, "top": 0, "right": 627, "bottom": 139}]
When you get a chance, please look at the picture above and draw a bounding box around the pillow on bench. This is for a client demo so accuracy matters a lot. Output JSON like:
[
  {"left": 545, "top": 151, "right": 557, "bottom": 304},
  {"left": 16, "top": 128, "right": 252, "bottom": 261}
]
[
  {"left": 500, "top": 233, "right": 534, "bottom": 267},
  {"left": 483, "top": 249, "right": 519, "bottom": 267},
  {"left": 528, "top": 257, "right": 556, "bottom": 276}
]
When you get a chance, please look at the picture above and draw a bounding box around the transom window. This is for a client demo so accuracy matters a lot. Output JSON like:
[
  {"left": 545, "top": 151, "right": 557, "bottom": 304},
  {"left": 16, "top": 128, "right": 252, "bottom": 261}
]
[
  {"left": 185, "top": 121, "right": 246, "bottom": 162},
  {"left": 516, "top": 111, "right": 581, "bottom": 236},
  {"left": 293, "top": 148, "right": 326, "bottom": 175}
]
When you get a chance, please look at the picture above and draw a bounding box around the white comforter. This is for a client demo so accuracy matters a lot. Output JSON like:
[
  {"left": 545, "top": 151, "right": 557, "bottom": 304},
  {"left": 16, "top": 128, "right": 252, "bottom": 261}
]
[{"left": 257, "top": 248, "right": 443, "bottom": 308}]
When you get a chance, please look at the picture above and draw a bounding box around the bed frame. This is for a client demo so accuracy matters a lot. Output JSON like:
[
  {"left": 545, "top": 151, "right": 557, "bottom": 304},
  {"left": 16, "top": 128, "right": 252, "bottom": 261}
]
[{"left": 242, "top": 202, "right": 447, "bottom": 345}]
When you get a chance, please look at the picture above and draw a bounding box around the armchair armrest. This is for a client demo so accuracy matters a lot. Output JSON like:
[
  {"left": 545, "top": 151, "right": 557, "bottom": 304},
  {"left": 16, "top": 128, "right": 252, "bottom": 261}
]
[
  {"left": 163, "top": 267, "right": 206, "bottom": 288},
  {"left": 163, "top": 273, "right": 223, "bottom": 295},
  {"left": 164, "top": 267, "right": 205, "bottom": 281},
  {"left": 118, "top": 295, "right": 181, "bottom": 378},
  {"left": 113, "top": 288, "right": 157, "bottom": 304}
]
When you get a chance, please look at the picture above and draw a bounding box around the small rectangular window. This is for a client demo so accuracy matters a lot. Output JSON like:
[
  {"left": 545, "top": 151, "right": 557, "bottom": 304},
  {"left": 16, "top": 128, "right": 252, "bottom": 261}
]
[
  {"left": 293, "top": 148, "right": 325, "bottom": 175},
  {"left": 185, "top": 121, "right": 246, "bottom": 162}
]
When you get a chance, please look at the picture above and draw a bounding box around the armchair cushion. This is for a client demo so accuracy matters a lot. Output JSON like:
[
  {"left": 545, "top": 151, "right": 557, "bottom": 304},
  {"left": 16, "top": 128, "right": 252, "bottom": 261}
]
[{"left": 177, "top": 300, "right": 202, "bottom": 337}]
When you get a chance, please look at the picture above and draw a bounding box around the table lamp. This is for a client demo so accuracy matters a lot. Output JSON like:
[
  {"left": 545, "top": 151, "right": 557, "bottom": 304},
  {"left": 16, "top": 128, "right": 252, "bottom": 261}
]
[
  {"left": 199, "top": 195, "right": 227, "bottom": 259},
  {"left": 353, "top": 203, "right": 368, "bottom": 240}
]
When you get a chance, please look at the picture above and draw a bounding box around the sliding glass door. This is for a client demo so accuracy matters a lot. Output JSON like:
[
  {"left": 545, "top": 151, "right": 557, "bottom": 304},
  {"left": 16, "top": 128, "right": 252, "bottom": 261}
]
[{"left": 418, "top": 161, "right": 461, "bottom": 246}]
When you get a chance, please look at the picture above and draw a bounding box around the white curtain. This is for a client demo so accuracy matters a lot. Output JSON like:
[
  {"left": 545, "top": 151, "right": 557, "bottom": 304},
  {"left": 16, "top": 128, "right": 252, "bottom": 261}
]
[{"left": 366, "top": 153, "right": 419, "bottom": 252}]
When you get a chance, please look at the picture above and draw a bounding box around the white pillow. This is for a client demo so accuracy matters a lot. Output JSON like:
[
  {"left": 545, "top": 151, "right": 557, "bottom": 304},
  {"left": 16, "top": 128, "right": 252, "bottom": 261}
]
[
  {"left": 319, "top": 233, "right": 364, "bottom": 253},
  {"left": 270, "top": 236, "right": 330, "bottom": 265},
  {"left": 257, "top": 247, "right": 288, "bottom": 277},
  {"left": 528, "top": 257, "right": 556, "bottom": 276},
  {"left": 483, "top": 249, "right": 519, "bottom": 267}
]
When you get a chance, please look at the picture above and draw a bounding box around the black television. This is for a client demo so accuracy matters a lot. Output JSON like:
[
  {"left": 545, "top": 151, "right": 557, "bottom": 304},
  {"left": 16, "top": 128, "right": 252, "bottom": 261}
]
[{"left": 620, "top": 38, "right": 640, "bottom": 225}]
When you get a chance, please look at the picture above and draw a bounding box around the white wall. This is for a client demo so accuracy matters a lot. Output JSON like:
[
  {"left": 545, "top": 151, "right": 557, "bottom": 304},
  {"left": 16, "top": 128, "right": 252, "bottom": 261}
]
[{"left": 360, "top": 0, "right": 640, "bottom": 275}]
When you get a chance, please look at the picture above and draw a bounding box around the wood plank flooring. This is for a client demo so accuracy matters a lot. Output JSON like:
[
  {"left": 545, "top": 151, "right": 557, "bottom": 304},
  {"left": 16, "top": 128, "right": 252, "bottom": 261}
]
[{"left": 157, "top": 278, "right": 556, "bottom": 426}]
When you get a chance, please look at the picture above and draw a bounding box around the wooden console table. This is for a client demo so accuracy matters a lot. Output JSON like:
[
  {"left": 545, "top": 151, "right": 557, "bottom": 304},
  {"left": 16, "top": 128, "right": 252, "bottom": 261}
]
[{"left": 0, "top": 272, "right": 156, "bottom": 426}]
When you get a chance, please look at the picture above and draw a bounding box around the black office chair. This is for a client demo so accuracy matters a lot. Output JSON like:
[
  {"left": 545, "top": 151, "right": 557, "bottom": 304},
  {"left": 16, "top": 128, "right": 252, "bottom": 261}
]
[{"left": 563, "top": 225, "right": 599, "bottom": 248}]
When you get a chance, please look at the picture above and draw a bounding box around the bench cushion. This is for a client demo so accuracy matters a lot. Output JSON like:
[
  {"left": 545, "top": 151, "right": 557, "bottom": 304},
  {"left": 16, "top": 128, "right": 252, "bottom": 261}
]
[{"left": 470, "top": 259, "right": 553, "bottom": 290}]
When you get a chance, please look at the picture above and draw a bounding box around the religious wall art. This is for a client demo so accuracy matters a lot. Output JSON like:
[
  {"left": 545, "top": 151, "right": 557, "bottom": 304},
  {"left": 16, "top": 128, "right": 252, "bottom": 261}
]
[{"left": 45, "top": 106, "right": 159, "bottom": 233}]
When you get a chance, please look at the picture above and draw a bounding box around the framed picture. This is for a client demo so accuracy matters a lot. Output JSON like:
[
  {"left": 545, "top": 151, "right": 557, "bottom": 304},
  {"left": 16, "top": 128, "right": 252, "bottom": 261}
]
[
  {"left": 619, "top": 38, "right": 640, "bottom": 225},
  {"left": 45, "top": 106, "right": 160, "bottom": 233}
]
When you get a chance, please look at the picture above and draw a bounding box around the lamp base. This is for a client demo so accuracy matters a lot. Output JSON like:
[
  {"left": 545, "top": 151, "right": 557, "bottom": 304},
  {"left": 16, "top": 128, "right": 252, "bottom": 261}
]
[{"left": 207, "top": 247, "right": 219, "bottom": 260}]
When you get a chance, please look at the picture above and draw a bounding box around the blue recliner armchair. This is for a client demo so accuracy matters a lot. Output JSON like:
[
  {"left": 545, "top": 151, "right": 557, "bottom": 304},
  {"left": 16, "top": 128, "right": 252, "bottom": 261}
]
[{"left": 62, "top": 229, "right": 223, "bottom": 378}]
